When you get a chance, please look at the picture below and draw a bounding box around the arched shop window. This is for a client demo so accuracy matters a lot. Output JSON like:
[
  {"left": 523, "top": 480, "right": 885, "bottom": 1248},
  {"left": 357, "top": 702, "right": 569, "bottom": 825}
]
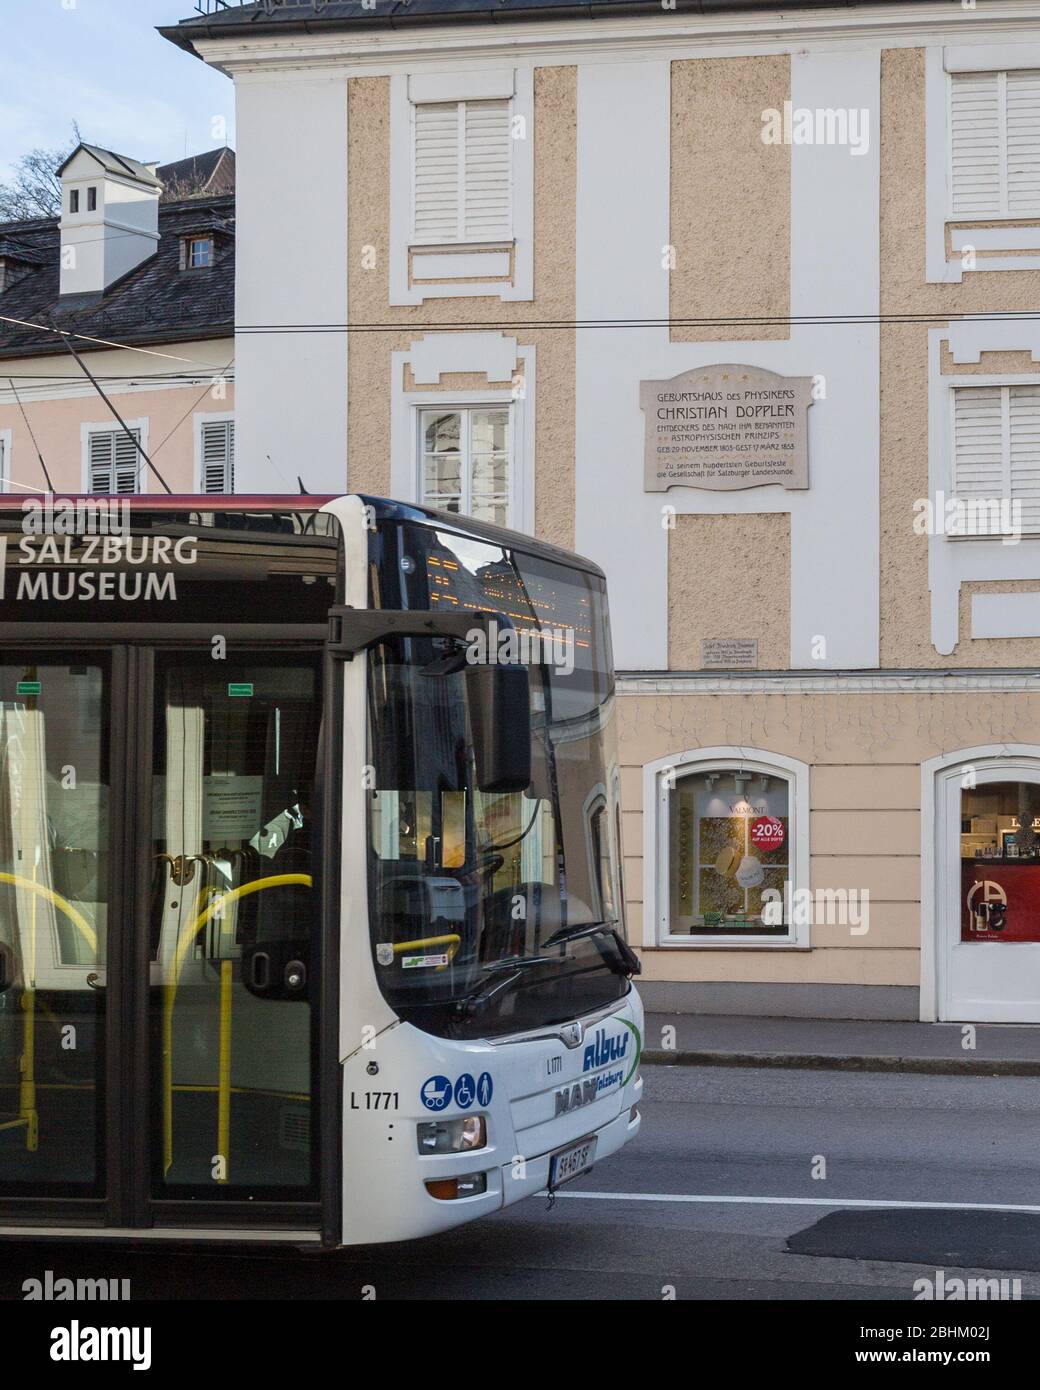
[{"left": 644, "top": 749, "right": 810, "bottom": 948}]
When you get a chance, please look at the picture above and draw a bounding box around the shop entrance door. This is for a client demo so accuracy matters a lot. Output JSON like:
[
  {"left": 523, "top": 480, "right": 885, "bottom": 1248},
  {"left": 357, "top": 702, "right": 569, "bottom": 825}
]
[{"left": 939, "top": 760, "right": 1040, "bottom": 1022}]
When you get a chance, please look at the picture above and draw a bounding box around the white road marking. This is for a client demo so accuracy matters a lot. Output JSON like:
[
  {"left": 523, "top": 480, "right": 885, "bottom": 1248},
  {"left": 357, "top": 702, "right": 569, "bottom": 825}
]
[{"left": 545, "top": 1191, "right": 1040, "bottom": 1214}]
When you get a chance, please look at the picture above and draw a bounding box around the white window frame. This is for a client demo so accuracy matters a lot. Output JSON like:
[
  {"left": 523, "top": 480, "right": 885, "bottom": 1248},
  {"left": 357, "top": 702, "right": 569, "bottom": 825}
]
[
  {"left": 949, "top": 382, "right": 1040, "bottom": 539},
  {"left": 415, "top": 400, "right": 515, "bottom": 528},
  {"left": 927, "top": 324, "right": 1040, "bottom": 652},
  {"left": 188, "top": 236, "right": 214, "bottom": 269},
  {"left": 194, "top": 411, "right": 235, "bottom": 494},
  {"left": 927, "top": 45, "right": 1040, "bottom": 282},
  {"left": 947, "top": 70, "right": 1040, "bottom": 221},
  {"left": 642, "top": 747, "right": 811, "bottom": 950},
  {"left": 389, "top": 69, "right": 534, "bottom": 304},
  {"left": 80, "top": 419, "right": 149, "bottom": 495},
  {"left": 0, "top": 430, "right": 10, "bottom": 493},
  {"left": 391, "top": 335, "right": 535, "bottom": 535},
  {"left": 410, "top": 99, "right": 513, "bottom": 247}
]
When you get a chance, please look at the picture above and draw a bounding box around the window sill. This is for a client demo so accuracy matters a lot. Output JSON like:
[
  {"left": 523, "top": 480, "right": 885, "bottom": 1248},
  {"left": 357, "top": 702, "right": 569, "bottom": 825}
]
[
  {"left": 408, "top": 242, "right": 515, "bottom": 291},
  {"left": 409, "top": 239, "right": 514, "bottom": 253},
  {"left": 947, "top": 214, "right": 1040, "bottom": 225},
  {"left": 944, "top": 532, "right": 1040, "bottom": 543},
  {"left": 651, "top": 940, "right": 810, "bottom": 951}
]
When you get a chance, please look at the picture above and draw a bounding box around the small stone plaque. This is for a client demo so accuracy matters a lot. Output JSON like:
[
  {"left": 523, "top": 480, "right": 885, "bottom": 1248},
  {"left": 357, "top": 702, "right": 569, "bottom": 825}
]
[{"left": 701, "top": 638, "right": 759, "bottom": 669}]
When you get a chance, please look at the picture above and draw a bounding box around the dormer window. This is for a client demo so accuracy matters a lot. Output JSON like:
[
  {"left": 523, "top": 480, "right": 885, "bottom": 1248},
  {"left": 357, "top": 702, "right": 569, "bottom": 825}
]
[
  {"left": 87, "top": 186, "right": 97, "bottom": 212},
  {"left": 69, "top": 189, "right": 79, "bottom": 214},
  {"left": 185, "top": 236, "right": 213, "bottom": 269}
]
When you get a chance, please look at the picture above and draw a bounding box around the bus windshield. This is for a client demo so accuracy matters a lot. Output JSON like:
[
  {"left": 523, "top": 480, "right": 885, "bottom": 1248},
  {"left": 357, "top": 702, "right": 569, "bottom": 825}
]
[{"left": 366, "top": 522, "right": 631, "bottom": 1040}]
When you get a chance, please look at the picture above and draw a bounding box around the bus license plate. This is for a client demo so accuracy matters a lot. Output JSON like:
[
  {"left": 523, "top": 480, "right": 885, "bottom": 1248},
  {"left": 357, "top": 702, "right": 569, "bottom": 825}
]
[{"left": 548, "top": 1136, "right": 597, "bottom": 1189}]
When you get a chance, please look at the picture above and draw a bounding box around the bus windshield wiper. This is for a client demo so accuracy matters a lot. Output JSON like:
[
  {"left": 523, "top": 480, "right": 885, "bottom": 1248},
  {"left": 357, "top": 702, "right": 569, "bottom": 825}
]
[
  {"left": 480, "top": 953, "right": 556, "bottom": 974},
  {"left": 542, "top": 921, "right": 641, "bottom": 976}
]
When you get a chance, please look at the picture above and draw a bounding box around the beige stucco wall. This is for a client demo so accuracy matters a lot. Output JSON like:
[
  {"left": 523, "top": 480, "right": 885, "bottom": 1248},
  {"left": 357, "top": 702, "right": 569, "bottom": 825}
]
[
  {"left": 619, "top": 685, "right": 1040, "bottom": 986},
  {"left": 668, "top": 512, "right": 790, "bottom": 668},
  {"left": 0, "top": 340, "right": 235, "bottom": 495},
  {"left": 880, "top": 46, "right": 1040, "bottom": 668},
  {"left": 346, "top": 68, "right": 577, "bottom": 548},
  {"left": 670, "top": 55, "right": 790, "bottom": 344}
]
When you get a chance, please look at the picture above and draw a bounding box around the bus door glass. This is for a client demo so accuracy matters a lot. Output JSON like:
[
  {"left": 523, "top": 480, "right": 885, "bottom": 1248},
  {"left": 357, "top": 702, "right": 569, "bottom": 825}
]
[
  {"left": 0, "top": 659, "right": 109, "bottom": 1196},
  {"left": 149, "top": 654, "right": 322, "bottom": 1200}
]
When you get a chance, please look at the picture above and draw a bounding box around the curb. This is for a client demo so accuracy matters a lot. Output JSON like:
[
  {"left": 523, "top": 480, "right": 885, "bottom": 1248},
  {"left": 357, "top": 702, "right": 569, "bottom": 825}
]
[{"left": 640, "top": 1048, "right": 1040, "bottom": 1076}]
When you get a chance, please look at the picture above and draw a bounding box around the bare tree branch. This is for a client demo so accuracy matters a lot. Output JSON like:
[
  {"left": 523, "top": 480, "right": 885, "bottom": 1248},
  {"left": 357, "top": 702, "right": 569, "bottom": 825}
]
[{"left": 0, "top": 124, "right": 81, "bottom": 221}]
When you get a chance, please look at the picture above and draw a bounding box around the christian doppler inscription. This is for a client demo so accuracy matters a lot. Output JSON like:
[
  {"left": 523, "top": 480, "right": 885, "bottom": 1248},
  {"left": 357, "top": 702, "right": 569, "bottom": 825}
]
[{"left": 641, "top": 365, "right": 814, "bottom": 492}]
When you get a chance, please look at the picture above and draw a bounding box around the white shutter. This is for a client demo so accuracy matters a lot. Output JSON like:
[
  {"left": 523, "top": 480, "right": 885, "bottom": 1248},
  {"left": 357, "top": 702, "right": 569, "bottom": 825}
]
[
  {"left": 953, "top": 387, "right": 1005, "bottom": 498},
  {"left": 462, "top": 99, "right": 511, "bottom": 242},
  {"left": 413, "top": 102, "right": 460, "bottom": 243},
  {"left": 88, "top": 429, "right": 140, "bottom": 495},
  {"left": 1010, "top": 385, "right": 1040, "bottom": 532},
  {"left": 950, "top": 72, "right": 1002, "bottom": 216},
  {"left": 1006, "top": 71, "right": 1040, "bottom": 214},
  {"left": 413, "top": 98, "right": 511, "bottom": 243},
  {"left": 111, "top": 431, "right": 139, "bottom": 494},
  {"left": 201, "top": 419, "right": 234, "bottom": 494}
]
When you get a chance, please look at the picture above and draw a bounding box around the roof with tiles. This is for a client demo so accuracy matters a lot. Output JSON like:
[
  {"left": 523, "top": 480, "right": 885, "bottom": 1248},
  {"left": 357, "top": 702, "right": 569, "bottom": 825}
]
[{"left": 0, "top": 195, "right": 235, "bottom": 360}]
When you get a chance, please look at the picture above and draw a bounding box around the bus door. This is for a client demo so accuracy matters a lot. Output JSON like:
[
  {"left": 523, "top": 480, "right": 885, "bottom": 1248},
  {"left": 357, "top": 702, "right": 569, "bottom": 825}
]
[{"left": 0, "top": 646, "right": 326, "bottom": 1233}]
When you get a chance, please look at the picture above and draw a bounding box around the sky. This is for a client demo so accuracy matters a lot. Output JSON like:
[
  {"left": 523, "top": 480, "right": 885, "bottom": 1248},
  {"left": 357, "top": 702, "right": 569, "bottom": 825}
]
[{"left": 0, "top": 0, "right": 236, "bottom": 184}]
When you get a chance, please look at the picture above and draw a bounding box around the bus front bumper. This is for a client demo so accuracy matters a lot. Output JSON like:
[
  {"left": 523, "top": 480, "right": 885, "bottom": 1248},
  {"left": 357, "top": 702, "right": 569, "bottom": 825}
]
[{"left": 500, "top": 1095, "right": 641, "bottom": 1209}]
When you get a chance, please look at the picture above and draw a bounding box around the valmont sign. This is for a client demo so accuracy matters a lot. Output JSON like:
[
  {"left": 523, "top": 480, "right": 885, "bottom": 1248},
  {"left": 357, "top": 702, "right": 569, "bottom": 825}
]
[{"left": 641, "top": 364, "right": 814, "bottom": 492}]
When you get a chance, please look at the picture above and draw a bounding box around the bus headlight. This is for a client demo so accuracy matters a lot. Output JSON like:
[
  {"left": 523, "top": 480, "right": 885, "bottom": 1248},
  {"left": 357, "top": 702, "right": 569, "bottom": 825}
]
[{"left": 417, "top": 1115, "right": 487, "bottom": 1154}]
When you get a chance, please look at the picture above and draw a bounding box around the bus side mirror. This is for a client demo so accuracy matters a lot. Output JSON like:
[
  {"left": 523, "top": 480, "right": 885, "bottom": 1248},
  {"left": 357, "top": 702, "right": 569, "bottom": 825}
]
[{"left": 465, "top": 663, "right": 532, "bottom": 793}]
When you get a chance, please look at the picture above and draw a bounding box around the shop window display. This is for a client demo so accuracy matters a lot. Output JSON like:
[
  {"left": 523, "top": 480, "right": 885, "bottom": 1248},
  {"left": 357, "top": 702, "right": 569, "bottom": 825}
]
[
  {"left": 961, "top": 781, "right": 1040, "bottom": 943},
  {"left": 669, "top": 768, "right": 790, "bottom": 937}
]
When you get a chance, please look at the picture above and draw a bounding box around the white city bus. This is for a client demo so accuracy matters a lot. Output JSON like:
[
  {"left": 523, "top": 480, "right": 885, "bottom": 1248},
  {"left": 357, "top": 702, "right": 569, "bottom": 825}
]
[{"left": 0, "top": 493, "right": 642, "bottom": 1245}]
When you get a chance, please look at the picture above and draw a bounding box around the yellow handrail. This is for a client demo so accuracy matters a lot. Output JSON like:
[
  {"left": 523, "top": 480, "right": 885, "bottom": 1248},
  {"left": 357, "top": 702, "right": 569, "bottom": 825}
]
[
  {"left": 0, "top": 871, "right": 98, "bottom": 1151},
  {"left": 391, "top": 934, "right": 461, "bottom": 972},
  {"left": 216, "top": 960, "right": 233, "bottom": 1184},
  {"left": 0, "top": 872, "right": 97, "bottom": 953},
  {"left": 162, "top": 872, "right": 313, "bottom": 1178}
]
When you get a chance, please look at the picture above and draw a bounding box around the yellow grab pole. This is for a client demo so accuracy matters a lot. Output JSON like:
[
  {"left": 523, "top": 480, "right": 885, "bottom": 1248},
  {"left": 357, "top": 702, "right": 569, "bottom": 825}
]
[
  {"left": 19, "top": 990, "right": 36, "bottom": 1152},
  {"left": 0, "top": 871, "right": 97, "bottom": 1153},
  {"left": 18, "top": 867, "right": 38, "bottom": 1152},
  {"left": 391, "top": 934, "right": 462, "bottom": 973},
  {"left": 0, "top": 873, "right": 97, "bottom": 953},
  {"left": 217, "top": 959, "right": 232, "bottom": 1184},
  {"left": 162, "top": 873, "right": 312, "bottom": 1177}
]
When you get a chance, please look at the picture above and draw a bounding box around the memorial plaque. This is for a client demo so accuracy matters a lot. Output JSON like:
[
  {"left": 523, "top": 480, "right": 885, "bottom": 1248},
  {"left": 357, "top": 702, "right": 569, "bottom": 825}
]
[
  {"left": 642, "top": 364, "right": 814, "bottom": 492},
  {"left": 701, "top": 638, "right": 759, "bottom": 670}
]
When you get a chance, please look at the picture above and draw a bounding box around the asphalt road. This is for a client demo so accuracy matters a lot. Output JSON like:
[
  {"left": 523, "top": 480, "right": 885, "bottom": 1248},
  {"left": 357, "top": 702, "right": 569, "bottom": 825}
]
[{"left": 2, "top": 1063, "right": 1040, "bottom": 1300}]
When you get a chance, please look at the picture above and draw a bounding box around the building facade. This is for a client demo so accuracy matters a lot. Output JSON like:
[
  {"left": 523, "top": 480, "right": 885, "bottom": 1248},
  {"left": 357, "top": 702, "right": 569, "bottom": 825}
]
[
  {"left": 0, "top": 143, "right": 236, "bottom": 497},
  {"left": 165, "top": 0, "right": 1040, "bottom": 1023}
]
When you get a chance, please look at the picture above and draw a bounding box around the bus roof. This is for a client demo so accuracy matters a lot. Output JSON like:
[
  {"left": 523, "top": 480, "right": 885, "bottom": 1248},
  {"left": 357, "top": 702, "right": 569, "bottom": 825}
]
[
  {"left": 0, "top": 493, "right": 336, "bottom": 512},
  {"left": 0, "top": 493, "right": 607, "bottom": 579}
]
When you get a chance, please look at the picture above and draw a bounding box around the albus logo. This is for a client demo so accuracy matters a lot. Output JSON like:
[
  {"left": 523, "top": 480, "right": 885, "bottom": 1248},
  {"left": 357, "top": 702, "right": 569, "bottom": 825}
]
[{"left": 582, "top": 1027, "right": 628, "bottom": 1073}]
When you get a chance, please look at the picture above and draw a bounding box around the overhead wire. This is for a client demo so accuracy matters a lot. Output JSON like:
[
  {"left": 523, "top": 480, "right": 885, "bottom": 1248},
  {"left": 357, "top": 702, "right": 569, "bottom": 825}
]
[{"left": 5, "top": 377, "right": 54, "bottom": 490}]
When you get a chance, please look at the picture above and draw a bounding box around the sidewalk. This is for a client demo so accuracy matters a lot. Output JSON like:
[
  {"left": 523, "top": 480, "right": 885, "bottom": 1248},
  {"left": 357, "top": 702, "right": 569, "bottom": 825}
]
[{"left": 641, "top": 1012, "right": 1040, "bottom": 1075}]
